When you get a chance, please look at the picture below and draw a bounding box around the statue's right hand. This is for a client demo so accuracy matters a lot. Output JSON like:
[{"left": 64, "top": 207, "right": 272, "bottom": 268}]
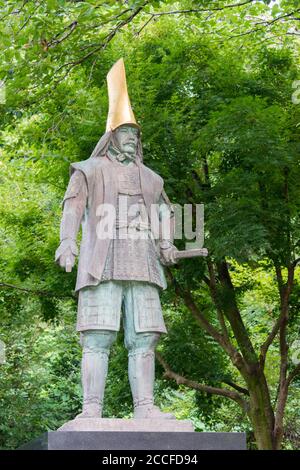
[
  {"left": 55, "top": 239, "right": 78, "bottom": 272},
  {"left": 58, "top": 247, "right": 75, "bottom": 272}
]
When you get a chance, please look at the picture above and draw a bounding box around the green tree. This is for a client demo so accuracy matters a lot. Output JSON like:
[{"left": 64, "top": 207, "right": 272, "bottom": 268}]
[{"left": 1, "top": 0, "right": 300, "bottom": 450}]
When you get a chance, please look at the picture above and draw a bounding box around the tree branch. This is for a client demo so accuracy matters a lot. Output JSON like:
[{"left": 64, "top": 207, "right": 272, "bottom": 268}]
[
  {"left": 253, "top": 8, "right": 300, "bottom": 27},
  {"left": 274, "top": 263, "right": 295, "bottom": 448},
  {"left": 286, "top": 363, "right": 300, "bottom": 388},
  {"left": 148, "top": 1, "right": 255, "bottom": 17},
  {"left": 259, "top": 262, "right": 285, "bottom": 367},
  {"left": 166, "top": 268, "right": 247, "bottom": 375},
  {"left": 206, "top": 259, "right": 233, "bottom": 346},
  {"left": 222, "top": 379, "right": 249, "bottom": 396},
  {"left": 226, "top": 8, "right": 300, "bottom": 40},
  {"left": 0, "top": 0, "right": 29, "bottom": 22},
  {"left": 156, "top": 351, "right": 248, "bottom": 410},
  {"left": 293, "top": 257, "right": 300, "bottom": 267},
  {"left": 260, "top": 315, "right": 282, "bottom": 368},
  {"left": 137, "top": 0, "right": 256, "bottom": 36},
  {"left": 216, "top": 260, "right": 258, "bottom": 367},
  {"left": 46, "top": 21, "right": 78, "bottom": 49},
  {"left": 53, "top": 1, "right": 149, "bottom": 79},
  {"left": 0, "top": 281, "right": 75, "bottom": 299}
]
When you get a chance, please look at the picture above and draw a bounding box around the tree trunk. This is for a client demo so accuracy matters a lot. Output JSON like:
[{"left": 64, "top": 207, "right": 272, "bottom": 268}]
[{"left": 246, "top": 369, "right": 275, "bottom": 450}]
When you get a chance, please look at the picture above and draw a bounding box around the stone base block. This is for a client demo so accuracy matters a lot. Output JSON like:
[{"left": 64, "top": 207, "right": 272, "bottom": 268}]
[
  {"left": 58, "top": 417, "right": 194, "bottom": 432},
  {"left": 20, "top": 430, "right": 246, "bottom": 450}
]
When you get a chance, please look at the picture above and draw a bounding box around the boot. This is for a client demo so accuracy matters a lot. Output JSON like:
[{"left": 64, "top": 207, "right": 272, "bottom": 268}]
[
  {"left": 128, "top": 350, "right": 176, "bottom": 419},
  {"left": 75, "top": 349, "right": 109, "bottom": 419}
]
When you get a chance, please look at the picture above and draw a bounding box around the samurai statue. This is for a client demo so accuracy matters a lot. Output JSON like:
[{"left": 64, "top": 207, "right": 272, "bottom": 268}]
[{"left": 55, "top": 59, "right": 179, "bottom": 420}]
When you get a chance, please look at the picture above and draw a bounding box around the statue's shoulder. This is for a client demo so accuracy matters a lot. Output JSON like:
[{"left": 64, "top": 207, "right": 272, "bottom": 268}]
[
  {"left": 70, "top": 157, "right": 106, "bottom": 176},
  {"left": 140, "top": 163, "right": 164, "bottom": 185}
]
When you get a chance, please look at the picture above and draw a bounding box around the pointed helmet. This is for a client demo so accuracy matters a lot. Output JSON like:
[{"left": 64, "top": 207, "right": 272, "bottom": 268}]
[{"left": 106, "top": 58, "right": 140, "bottom": 132}]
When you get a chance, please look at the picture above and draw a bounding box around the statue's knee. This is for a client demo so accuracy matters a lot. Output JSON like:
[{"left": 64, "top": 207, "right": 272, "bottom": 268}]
[
  {"left": 126, "top": 332, "right": 160, "bottom": 353},
  {"left": 143, "top": 333, "right": 160, "bottom": 351},
  {"left": 81, "top": 330, "right": 117, "bottom": 353}
]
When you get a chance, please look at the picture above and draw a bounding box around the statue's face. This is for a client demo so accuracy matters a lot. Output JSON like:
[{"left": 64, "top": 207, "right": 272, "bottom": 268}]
[{"left": 114, "top": 124, "right": 139, "bottom": 155}]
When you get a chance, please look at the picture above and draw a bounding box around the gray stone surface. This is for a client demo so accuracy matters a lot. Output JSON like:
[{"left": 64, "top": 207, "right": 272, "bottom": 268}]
[
  {"left": 58, "top": 417, "right": 194, "bottom": 432},
  {"left": 20, "top": 431, "right": 246, "bottom": 450}
]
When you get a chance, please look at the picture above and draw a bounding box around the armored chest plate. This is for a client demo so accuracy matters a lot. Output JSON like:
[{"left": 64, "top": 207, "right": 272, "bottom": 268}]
[{"left": 116, "top": 162, "right": 142, "bottom": 195}]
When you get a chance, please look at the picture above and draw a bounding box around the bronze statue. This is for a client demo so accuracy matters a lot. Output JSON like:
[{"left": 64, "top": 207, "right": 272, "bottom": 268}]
[{"left": 56, "top": 59, "right": 179, "bottom": 420}]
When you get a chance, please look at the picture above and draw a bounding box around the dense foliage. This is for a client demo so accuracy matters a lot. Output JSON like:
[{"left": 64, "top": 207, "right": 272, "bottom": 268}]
[{"left": 0, "top": 0, "right": 300, "bottom": 449}]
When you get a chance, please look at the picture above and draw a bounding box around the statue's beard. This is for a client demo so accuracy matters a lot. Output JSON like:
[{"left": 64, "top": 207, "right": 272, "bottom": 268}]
[
  {"left": 107, "top": 142, "right": 137, "bottom": 163},
  {"left": 115, "top": 147, "right": 137, "bottom": 162},
  {"left": 123, "top": 151, "right": 136, "bottom": 161}
]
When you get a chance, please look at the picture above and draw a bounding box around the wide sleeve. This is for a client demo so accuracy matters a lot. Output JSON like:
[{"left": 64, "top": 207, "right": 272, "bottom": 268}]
[{"left": 55, "top": 170, "right": 88, "bottom": 262}]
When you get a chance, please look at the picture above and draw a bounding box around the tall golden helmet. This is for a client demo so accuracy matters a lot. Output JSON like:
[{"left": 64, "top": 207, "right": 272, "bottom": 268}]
[{"left": 106, "top": 58, "right": 139, "bottom": 132}]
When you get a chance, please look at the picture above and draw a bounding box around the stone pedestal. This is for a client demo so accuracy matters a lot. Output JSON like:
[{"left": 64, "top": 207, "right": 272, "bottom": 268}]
[
  {"left": 58, "top": 417, "right": 194, "bottom": 432},
  {"left": 20, "top": 418, "right": 246, "bottom": 450}
]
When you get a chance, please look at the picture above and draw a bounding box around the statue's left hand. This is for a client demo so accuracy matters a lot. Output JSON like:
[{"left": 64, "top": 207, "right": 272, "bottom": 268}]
[{"left": 159, "top": 241, "right": 178, "bottom": 266}]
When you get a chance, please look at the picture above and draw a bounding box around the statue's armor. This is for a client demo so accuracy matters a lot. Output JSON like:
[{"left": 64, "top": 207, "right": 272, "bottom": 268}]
[
  {"left": 101, "top": 160, "right": 165, "bottom": 289},
  {"left": 72, "top": 156, "right": 169, "bottom": 334},
  {"left": 56, "top": 140, "right": 175, "bottom": 336}
]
